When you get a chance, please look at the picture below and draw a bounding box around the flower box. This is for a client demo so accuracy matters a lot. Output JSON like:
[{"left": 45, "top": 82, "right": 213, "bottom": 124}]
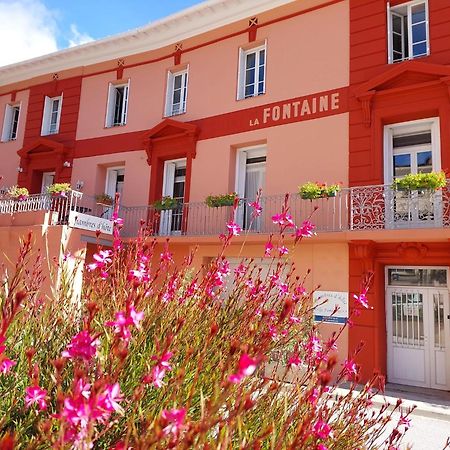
[
  {"left": 47, "top": 183, "right": 72, "bottom": 197},
  {"left": 7, "top": 185, "right": 29, "bottom": 201},
  {"left": 392, "top": 171, "right": 447, "bottom": 191},
  {"left": 205, "top": 193, "right": 237, "bottom": 208},
  {"left": 153, "top": 196, "right": 179, "bottom": 211},
  {"left": 95, "top": 193, "right": 114, "bottom": 206},
  {"left": 299, "top": 182, "right": 340, "bottom": 200}
]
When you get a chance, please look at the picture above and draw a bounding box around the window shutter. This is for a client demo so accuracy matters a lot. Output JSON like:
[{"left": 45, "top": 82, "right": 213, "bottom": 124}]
[
  {"left": 106, "top": 169, "right": 119, "bottom": 197},
  {"left": 105, "top": 83, "right": 115, "bottom": 127},
  {"left": 162, "top": 162, "right": 176, "bottom": 197},
  {"left": 1, "top": 104, "right": 13, "bottom": 142},
  {"left": 182, "top": 71, "right": 188, "bottom": 113},
  {"left": 425, "top": 1, "right": 430, "bottom": 55},
  {"left": 387, "top": 2, "right": 393, "bottom": 64},
  {"left": 165, "top": 72, "right": 174, "bottom": 117},
  {"left": 122, "top": 80, "right": 130, "bottom": 125},
  {"left": 41, "top": 96, "right": 51, "bottom": 136},
  {"left": 237, "top": 48, "right": 245, "bottom": 100},
  {"left": 55, "top": 94, "right": 63, "bottom": 134}
]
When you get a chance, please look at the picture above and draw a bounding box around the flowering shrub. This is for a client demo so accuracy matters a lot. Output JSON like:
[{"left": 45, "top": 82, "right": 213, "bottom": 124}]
[
  {"left": 46, "top": 182, "right": 72, "bottom": 196},
  {"left": 7, "top": 185, "right": 29, "bottom": 201},
  {"left": 299, "top": 182, "right": 341, "bottom": 200},
  {"left": 205, "top": 192, "right": 237, "bottom": 207},
  {"left": 0, "top": 198, "right": 414, "bottom": 448},
  {"left": 392, "top": 171, "right": 447, "bottom": 191},
  {"left": 153, "top": 196, "right": 179, "bottom": 211}
]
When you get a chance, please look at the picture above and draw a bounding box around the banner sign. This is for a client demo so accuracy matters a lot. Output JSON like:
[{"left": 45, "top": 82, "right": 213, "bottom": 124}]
[
  {"left": 313, "top": 291, "right": 349, "bottom": 324},
  {"left": 68, "top": 211, "right": 113, "bottom": 235}
]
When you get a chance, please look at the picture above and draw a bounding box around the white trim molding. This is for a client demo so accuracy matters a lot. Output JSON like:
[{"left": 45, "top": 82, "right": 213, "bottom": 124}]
[{"left": 0, "top": 0, "right": 297, "bottom": 87}]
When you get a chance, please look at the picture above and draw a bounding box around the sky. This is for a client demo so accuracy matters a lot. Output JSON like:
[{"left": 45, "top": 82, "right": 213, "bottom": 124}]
[{"left": 0, "top": 0, "right": 205, "bottom": 67}]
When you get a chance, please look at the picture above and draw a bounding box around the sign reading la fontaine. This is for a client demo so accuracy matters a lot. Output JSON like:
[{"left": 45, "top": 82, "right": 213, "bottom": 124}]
[
  {"left": 313, "top": 291, "right": 349, "bottom": 325},
  {"left": 68, "top": 211, "right": 113, "bottom": 235}
]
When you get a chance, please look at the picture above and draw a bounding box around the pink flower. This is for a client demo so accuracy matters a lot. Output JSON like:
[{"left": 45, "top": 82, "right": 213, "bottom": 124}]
[
  {"left": 294, "top": 220, "right": 315, "bottom": 240},
  {"left": 308, "top": 388, "right": 319, "bottom": 404},
  {"left": 161, "top": 407, "right": 186, "bottom": 437},
  {"left": 313, "top": 420, "right": 332, "bottom": 439},
  {"left": 160, "top": 247, "right": 173, "bottom": 264},
  {"left": 234, "top": 263, "right": 247, "bottom": 276},
  {"left": 0, "top": 358, "right": 16, "bottom": 374},
  {"left": 98, "top": 383, "right": 124, "bottom": 415},
  {"left": 288, "top": 353, "right": 302, "bottom": 368},
  {"left": 343, "top": 359, "right": 358, "bottom": 379},
  {"left": 149, "top": 352, "right": 174, "bottom": 388},
  {"left": 397, "top": 415, "right": 411, "bottom": 430},
  {"left": 87, "top": 250, "right": 112, "bottom": 273},
  {"left": 106, "top": 305, "right": 144, "bottom": 343},
  {"left": 229, "top": 353, "right": 258, "bottom": 384},
  {"left": 62, "top": 331, "right": 99, "bottom": 362},
  {"left": 248, "top": 200, "right": 262, "bottom": 217},
  {"left": 226, "top": 221, "right": 241, "bottom": 236},
  {"left": 264, "top": 240, "right": 274, "bottom": 257},
  {"left": 317, "top": 445, "right": 328, "bottom": 450},
  {"left": 271, "top": 212, "right": 294, "bottom": 227},
  {"left": 278, "top": 246, "right": 289, "bottom": 256},
  {"left": 25, "top": 386, "right": 47, "bottom": 411},
  {"left": 353, "top": 288, "right": 369, "bottom": 308}
]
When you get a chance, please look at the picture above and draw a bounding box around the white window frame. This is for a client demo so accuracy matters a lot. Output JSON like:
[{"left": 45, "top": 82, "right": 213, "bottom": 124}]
[
  {"left": 165, "top": 68, "right": 189, "bottom": 117},
  {"left": 1, "top": 102, "right": 21, "bottom": 142},
  {"left": 237, "top": 41, "right": 267, "bottom": 101},
  {"left": 105, "top": 80, "right": 130, "bottom": 128},
  {"left": 105, "top": 166, "right": 125, "bottom": 198},
  {"left": 41, "top": 95, "right": 63, "bottom": 136},
  {"left": 387, "top": 0, "right": 430, "bottom": 64},
  {"left": 383, "top": 117, "right": 440, "bottom": 184}
]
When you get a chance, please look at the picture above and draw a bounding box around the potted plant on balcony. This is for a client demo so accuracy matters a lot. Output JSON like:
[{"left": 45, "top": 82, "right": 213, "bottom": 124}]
[
  {"left": 7, "top": 185, "right": 29, "bottom": 201},
  {"left": 153, "top": 196, "right": 179, "bottom": 211},
  {"left": 205, "top": 192, "right": 237, "bottom": 208},
  {"left": 47, "top": 183, "right": 72, "bottom": 198},
  {"left": 95, "top": 193, "right": 114, "bottom": 206},
  {"left": 392, "top": 171, "right": 447, "bottom": 191},
  {"left": 299, "top": 182, "right": 341, "bottom": 200}
]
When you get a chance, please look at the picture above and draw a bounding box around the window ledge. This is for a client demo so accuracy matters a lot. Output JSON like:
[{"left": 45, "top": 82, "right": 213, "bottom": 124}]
[{"left": 236, "top": 92, "right": 266, "bottom": 102}]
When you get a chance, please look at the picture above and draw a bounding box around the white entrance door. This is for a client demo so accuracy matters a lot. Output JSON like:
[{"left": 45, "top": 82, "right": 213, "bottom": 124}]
[
  {"left": 41, "top": 172, "right": 55, "bottom": 193},
  {"left": 386, "top": 270, "right": 450, "bottom": 390}
]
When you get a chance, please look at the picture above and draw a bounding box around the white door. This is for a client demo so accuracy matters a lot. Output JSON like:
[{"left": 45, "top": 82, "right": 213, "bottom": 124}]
[
  {"left": 104, "top": 167, "right": 124, "bottom": 217},
  {"left": 386, "top": 268, "right": 450, "bottom": 390},
  {"left": 41, "top": 172, "right": 55, "bottom": 193}
]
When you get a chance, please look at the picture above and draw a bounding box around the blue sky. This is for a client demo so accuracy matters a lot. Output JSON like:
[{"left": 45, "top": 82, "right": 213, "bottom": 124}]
[
  {"left": 44, "top": 0, "right": 205, "bottom": 47},
  {"left": 0, "top": 0, "right": 205, "bottom": 67}
]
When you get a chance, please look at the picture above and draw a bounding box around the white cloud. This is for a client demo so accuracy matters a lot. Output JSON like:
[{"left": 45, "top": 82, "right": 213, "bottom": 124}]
[
  {"left": 0, "top": 0, "right": 58, "bottom": 67},
  {"left": 68, "top": 24, "right": 94, "bottom": 48}
]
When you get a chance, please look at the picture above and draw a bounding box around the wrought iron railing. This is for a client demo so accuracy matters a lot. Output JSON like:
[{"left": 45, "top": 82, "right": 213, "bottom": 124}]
[
  {"left": 1, "top": 181, "right": 449, "bottom": 236},
  {"left": 349, "top": 181, "right": 450, "bottom": 230}
]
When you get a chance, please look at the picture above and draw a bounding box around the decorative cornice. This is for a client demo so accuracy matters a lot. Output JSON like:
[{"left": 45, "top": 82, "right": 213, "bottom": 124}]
[{"left": 0, "top": 0, "right": 297, "bottom": 87}]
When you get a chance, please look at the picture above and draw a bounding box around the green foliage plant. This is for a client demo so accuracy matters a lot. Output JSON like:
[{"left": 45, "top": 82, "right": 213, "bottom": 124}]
[
  {"left": 205, "top": 192, "right": 237, "bottom": 208},
  {"left": 392, "top": 171, "right": 447, "bottom": 191},
  {"left": 299, "top": 182, "right": 341, "bottom": 200}
]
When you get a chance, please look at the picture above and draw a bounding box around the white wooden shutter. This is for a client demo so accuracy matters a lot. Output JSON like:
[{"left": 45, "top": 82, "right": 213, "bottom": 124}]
[
  {"left": 165, "top": 72, "right": 174, "bottom": 117},
  {"left": 106, "top": 169, "right": 118, "bottom": 197},
  {"left": 160, "top": 162, "right": 176, "bottom": 234},
  {"left": 387, "top": 2, "right": 393, "bottom": 64},
  {"left": 121, "top": 80, "right": 129, "bottom": 125},
  {"left": 105, "top": 83, "right": 115, "bottom": 127},
  {"left": 1, "top": 104, "right": 13, "bottom": 142},
  {"left": 182, "top": 71, "right": 188, "bottom": 113},
  {"left": 235, "top": 150, "right": 247, "bottom": 226},
  {"left": 41, "top": 96, "right": 52, "bottom": 136},
  {"left": 237, "top": 48, "right": 245, "bottom": 100},
  {"left": 55, "top": 93, "right": 63, "bottom": 134}
]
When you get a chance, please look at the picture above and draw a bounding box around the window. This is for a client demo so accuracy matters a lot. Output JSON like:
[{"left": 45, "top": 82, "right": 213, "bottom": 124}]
[
  {"left": 165, "top": 69, "right": 188, "bottom": 117},
  {"left": 384, "top": 118, "right": 441, "bottom": 226},
  {"left": 1, "top": 104, "right": 20, "bottom": 142},
  {"left": 235, "top": 146, "right": 266, "bottom": 230},
  {"left": 105, "top": 82, "right": 129, "bottom": 127},
  {"left": 237, "top": 43, "right": 266, "bottom": 100},
  {"left": 105, "top": 167, "right": 125, "bottom": 198},
  {"left": 388, "top": 1, "right": 429, "bottom": 63},
  {"left": 41, "top": 95, "right": 62, "bottom": 136},
  {"left": 160, "top": 159, "right": 186, "bottom": 234}
]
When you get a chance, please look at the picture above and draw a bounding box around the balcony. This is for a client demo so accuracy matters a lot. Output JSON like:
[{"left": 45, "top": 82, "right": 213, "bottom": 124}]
[{"left": 0, "top": 182, "right": 449, "bottom": 237}]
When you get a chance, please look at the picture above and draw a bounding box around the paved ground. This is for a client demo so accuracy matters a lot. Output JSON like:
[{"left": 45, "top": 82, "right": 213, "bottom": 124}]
[{"left": 336, "top": 383, "right": 450, "bottom": 449}]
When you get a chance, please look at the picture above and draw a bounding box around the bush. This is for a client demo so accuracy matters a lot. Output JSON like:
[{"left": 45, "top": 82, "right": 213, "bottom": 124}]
[
  {"left": 46, "top": 183, "right": 72, "bottom": 196},
  {"left": 153, "top": 196, "right": 179, "bottom": 211},
  {"left": 0, "top": 198, "right": 413, "bottom": 449},
  {"left": 7, "top": 186, "right": 29, "bottom": 200}
]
